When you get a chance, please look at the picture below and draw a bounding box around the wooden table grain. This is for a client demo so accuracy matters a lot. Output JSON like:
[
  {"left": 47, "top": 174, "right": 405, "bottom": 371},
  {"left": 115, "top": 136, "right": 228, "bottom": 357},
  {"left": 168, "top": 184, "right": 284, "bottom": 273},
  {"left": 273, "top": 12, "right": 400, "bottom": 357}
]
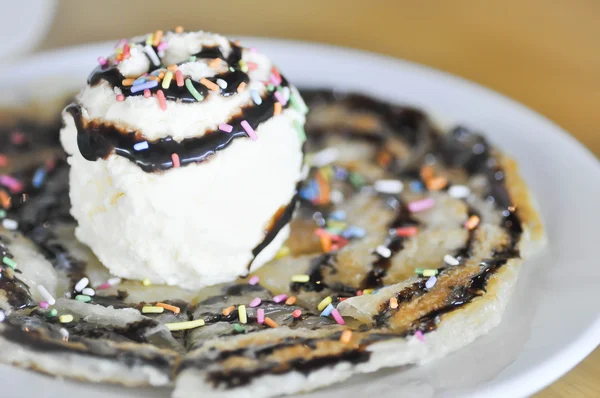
[{"left": 37, "top": 1, "right": 600, "bottom": 396}]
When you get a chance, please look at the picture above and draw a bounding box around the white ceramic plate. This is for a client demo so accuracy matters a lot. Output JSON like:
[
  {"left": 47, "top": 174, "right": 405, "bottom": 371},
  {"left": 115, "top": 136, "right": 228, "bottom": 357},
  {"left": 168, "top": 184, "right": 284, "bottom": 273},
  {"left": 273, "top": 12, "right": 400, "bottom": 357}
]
[{"left": 1, "top": 39, "right": 599, "bottom": 398}]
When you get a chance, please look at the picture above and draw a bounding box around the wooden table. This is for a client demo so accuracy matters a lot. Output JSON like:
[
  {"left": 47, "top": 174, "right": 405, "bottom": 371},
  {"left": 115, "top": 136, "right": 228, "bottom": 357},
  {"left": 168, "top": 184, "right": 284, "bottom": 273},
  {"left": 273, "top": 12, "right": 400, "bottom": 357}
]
[{"left": 38, "top": 1, "right": 600, "bottom": 395}]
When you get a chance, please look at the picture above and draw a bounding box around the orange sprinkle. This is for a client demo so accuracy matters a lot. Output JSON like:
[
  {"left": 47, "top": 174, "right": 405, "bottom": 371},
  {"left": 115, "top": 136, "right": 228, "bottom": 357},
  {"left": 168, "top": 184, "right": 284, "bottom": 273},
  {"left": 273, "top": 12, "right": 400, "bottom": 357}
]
[
  {"left": 319, "top": 234, "right": 332, "bottom": 253},
  {"left": 156, "top": 302, "right": 180, "bottom": 314},
  {"left": 0, "top": 190, "right": 11, "bottom": 209},
  {"left": 273, "top": 102, "right": 282, "bottom": 115},
  {"left": 167, "top": 64, "right": 178, "bottom": 72},
  {"left": 209, "top": 58, "right": 222, "bottom": 68},
  {"left": 426, "top": 176, "right": 448, "bottom": 191},
  {"left": 264, "top": 317, "right": 278, "bottom": 328},
  {"left": 122, "top": 78, "right": 135, "bottom": 86},
  {"left": 420, "top": 165, "right": 434, "bottom": 181},
  {"left": 376, "top": 151, "right": 392, "bottom": 168},
  {"left": 153, "top": 30, "right": 163, "bottom": 46},
  {"left": 175, "top": 26, "right": 184, "bottom": 33},
  {"left": 158, "top": 71, "right": 166, "bottom": 79},
  {"left": 175, "top": 70, "right": 184, "bottom": 87},
  {"left": 116, "top": 53, "right": 124, "bottom": 61},
  {"left": 316, "top": 171, "right": 330, "bottom": 204},
  {"left": 340, "top": 329, "right": 353, "bottom": 344},
  {"left": 465, "top": 215, "right": 480, "bottom": 230},
  {"left": 156, "top": 90, "right": 167, "bottom": 110},
  {"left": 285, "top": 296, "right": 297, "bottom": 306},
  {"left": 146, "top": 76, "right": 161, "bottom": 81},
  {"left": 237, "top": 82, "right": 247, "bottom": 93},
  {"left": 200, "top": 78, "right": 220, "bottom": 92},
  {"left": 389, "top": 297, "right": 398, "bottom": 309},
  {"left": 222, "top": 305, "right": 235, "bottom": 316}
]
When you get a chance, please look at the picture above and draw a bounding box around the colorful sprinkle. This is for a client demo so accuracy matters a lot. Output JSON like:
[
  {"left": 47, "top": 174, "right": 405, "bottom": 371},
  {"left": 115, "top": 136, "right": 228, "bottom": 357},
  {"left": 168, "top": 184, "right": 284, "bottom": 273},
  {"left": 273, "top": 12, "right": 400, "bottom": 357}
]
[
  {"left": 465, "top": 215, "right": 480, "bottom": 230},
  {"left": 165, "top": 319, "right": 205, "bottom": 331},
  {"left": 222, "top": 305, "right": 235, "bottom": 316},
  {"left": 274, "top": 91, "right": 287, "bottom": 106},
  {"left": 152, "top": 30, "right": 163, "bottom": 46},
  {"left": 362, "top": 289, "right": 374, "bottom": 295},
  {"left": 415, "top": 330, "right": 425, "bottom": 342},
  {"left": 348, "top": 172, "right": 366, "bottom": 189},
  {"left": 374, "top": 179, "right": 403, "bottom": 194},
  {"left": 241, "top": 120, "right": 257, "bottom": 141},
  {"left": 143, "top": 89, "right": 151, "bottom": 98},
  {"left": 108, "top": 277, "right": 122, "bottom": 286},
  {"left": 96, "top": 283, "right": 110, "bottom": 290},
  {"left": 257, "top": 308, "right": 265, "bottom": 324},
  {"left": 273, "top": 294, "right": 288, "bottom": 304},
  {"left": 250, "top": 89, "right": 263, "bottom": 105},
  {"left": 340, "top": 329, "right": 353, "bottom": 344},
  {"left": 375, "top": 245, "right": 392, "bottom": 258},
  {"left": 143, "top": 45, "right": 161, "bottom": 66},
  {"left": 175, "top": 26, "right": 184, "bottom": 33},
  {"left": 0, "top": 155, "right": 7, "bottom": 167},
  {"left": 162, "top": 71, "right": 173, "bottom": 89},
  {"left": 130, "top": 80, "right": 158, "bottom": 93},
  {"left": 273, "top": 102, "right": 282, "bottom": 115},
  {"left": 448, "top": 185, "right": 471, "bottom": 199},
  {"left": 389, "top": 297, "right": 399, "bottom": 309},
  {"left": 156, "top": 89, "right": 167, "bottom": 110},
  {"left": 134, "top": 141, "right": 149, "bottom": 151},
  {"left": 293, "top": 120, "right": 306, "bottom": 143},
  {"left": 320, "top": 303, "right": 334, "bottom": 317},
  {"left": 422, "top": 269, "right": 439, "bottom": 277},
  {"left": 341, "top": 226, "right": 366, "bottom": 239},
  {"left": 425, "top": 276, "right": 437, "bottom": 289},
  {"left": 275, "top": 245, "right": 290, "bottom": 259},
  {"left": 443, "top": 254, "right": 459, "bottom": 266},
  {"left": 319, "top": 233, "right": 332, "bottom": 253},
  {"left": 249, "top": 297, "right": 262, "bottom": 308},
  {"left": 290, "top": 90, "right": 309, "bottom": 114},
  {"left": 291, "top": 274, "right": 310, "bottom": 283},
  {"left": 233, "top": 323, "right": 245, "bottom": 333},
  {"left": 116, "top": 94, "right": 125, "bottom": 102},
  {"left": 175, "top": 70, "right": 184, "bottom": 87},
  {"left": 394, "top": 226, "right": 418, "bottom": 237},
  {"left": 200, "top": 78, "right": 220, "bottom": 92},
  {"left": 292, "top": 309, "right": 302, "bottom": 318},
  {"left": 122, "top": 78, "right": 135, "bottom": 86},
  {"left": 1, "top": 218, "right": 17, "bottom": 230},
  {"left": 81, "top": 287, "right": 95, "bottom": 296},
  {"left": 133, "top": 76, "right": 147, "bottom": 85},
  {"left": 237, "top": 82, "right": 247, "bottom": 93},
  {"left": 32, "top": 168, "right": 46, "bottom": 188},
  {"left": 0, "top": 210, "right": 6, "bottom": 218},
  {"left": 218, "top": 123, "right": 233, "bottom": 133},
  {"left": 285, "top": 296, "right": 297, "bottom": 306},
  {"left": 209, "top": 58, "right": 222, "bottom": 68},
  {"left": 59, "top": 314, "right": 74, "bottom": 324},
  {"left": 317, "top": 296, "right": 333, "bottom": 311},
  {"left": 47, "top": 309, "right": 58, "bottom": 318},
  {"left": 156, "top": 302, "right": 181, "bottom": 314},
  {"left": 59, "top": 328, "right": 69, "bottom": 340},
  {"left": 264, "top": 317, "right": 278, "bottom": 328},
  {"left": 142, "top": 306, "right": 165, "bottom": 314},
  {"left": 248, "top": 275, "right": 260, "bottom": 285},
  {"left": 2, "top": 256, "right": 16, "bottom": 269},
  {"left": 238, "top": 305, "right": 247, "bottom": 324},
  {"left": 408, "top": 198, "right": 435, "bottom": 213},
  {"left": 171, "top": 153, "right": 180, "bottom": 168},
  {"left": 74, "top": 277, "right": 89, "bottom": 292},
  {"left": 1, "top": 175, "right": 23, "bottom": 193},
  {"left": 75, "top": 294, "right": 91, "bottom": 303},
  {"left": 331, "top": 308, "right": 345, "bottom": 325},
  {"left": 185, "top": 78, "right": 204, "bottom": 101},
  {"left": 97, "top": 57, "right": 107, "bottom": 66},
  {"left": 39, "top": 301, "right": 49, "bottom": 309},
  {"left": 426, "top": 176, "right": 448, "bottom": 191},
  {"left": 37, "top": 285, "right": 55, "bottom": 305},
  {"left": 142, "top": 278, "right": 152, "bottom": 286}
]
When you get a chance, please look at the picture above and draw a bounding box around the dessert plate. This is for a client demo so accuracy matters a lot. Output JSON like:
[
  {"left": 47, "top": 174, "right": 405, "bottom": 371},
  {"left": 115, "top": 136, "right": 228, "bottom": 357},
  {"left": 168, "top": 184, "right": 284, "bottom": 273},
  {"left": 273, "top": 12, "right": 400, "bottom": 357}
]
[{"left": 0, "top": 38, "right": 598, "bottom": 398}]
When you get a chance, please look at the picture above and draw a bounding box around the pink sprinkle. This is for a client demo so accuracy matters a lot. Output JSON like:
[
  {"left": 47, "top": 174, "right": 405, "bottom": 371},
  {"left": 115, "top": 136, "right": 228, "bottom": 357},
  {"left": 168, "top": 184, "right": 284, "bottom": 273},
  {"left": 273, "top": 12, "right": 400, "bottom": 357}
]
[
  {"left": 356, "top": 290, "right": 363, "bottom": 296},
  {"left": 248, "top": 47, "right": 258, "bottom": 53},
  {"left": 407, "top": 198, "right": 435, "bottom": 213},
  {"left": 249, "top": 297, "right": 262, "bottom": 308},
  {"left": 248, "top": 276, "right": 260, "bottom": 285},
  {"left": 0, "top": 155, "right": 7, "bottom": 167},
  {"left": 331, "top": 308, "right": 346, "bottom": 325},
  {"left": 10, "top": 132, "right": 25, "bottom": 145},
  {"left": 274, "top": 91, "right": 287, "bottom": 106},
  {"left": 97, "top": 56, "right": 107, "bottom": 66},
  {"left": 219, "top": 123, "right": 233, "bottom": 133},
  {"left": 0, "top": 175, "right": 23, "bottom": 193},
  {"left": 157, "top": 42, "right": 168, "bottom": 52},
  {"left": 156, "top": 89, "right": 167, "bottom": 110},
  {"left": 39, "top": 301, "right": 49, "bottom": 309},
  {"left": 269, "top": 73, "right": 282, "bottom": 86},
  {"left": 273, "top": 294, "right": 288, "bottom": 303},
  {"left": 313, "top": 228, "right": 327, "bottom": 237},
  {"left": 247, "top": 62, "right": 258, "bottom": 70},
  {"left": 122, "top": 43, "right": 130, "bottom": 57},
  {"left": 292, "top": 309, "right": 302, "bottom": 318},
  {"left": 241, "top": 120, "right": 258, "bottom": 141},
  {"left": 143, "top": 89, "right": 151, "bottom": 98},
  {"left": 96, "top": 283, "right": 111, "bottom": 290},
  {"left": 116, "top": 94, "right": 125, "bottom": 102},
  {"left": 175, "top": 70, "right": 184, "bottom": 87},
  {"left": 257, "top": 309, "right": 265, "bottom": 324},
  {"left": 415, "top": 330, "right": 425, "bottom": 342},
  {"left": 171, "top": 153, "right": 180, "bottom": 168},
  {"left": 114, "top": 39, "right": 127, "bottom": 48}
]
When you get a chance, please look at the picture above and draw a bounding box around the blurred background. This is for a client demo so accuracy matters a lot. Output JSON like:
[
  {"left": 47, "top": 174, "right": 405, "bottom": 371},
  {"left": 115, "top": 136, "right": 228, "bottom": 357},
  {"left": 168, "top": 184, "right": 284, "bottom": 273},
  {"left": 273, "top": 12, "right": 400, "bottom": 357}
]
[{"left": 11, "top": 0, "right": 600, "bottom": 396}]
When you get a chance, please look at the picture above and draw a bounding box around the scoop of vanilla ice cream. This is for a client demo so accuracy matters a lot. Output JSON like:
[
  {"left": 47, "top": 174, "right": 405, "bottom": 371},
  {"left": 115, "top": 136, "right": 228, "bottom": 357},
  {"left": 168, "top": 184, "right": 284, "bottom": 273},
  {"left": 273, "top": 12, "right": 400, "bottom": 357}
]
[{"left": 60, "top": 30, "right": 307, "bottom": 289}]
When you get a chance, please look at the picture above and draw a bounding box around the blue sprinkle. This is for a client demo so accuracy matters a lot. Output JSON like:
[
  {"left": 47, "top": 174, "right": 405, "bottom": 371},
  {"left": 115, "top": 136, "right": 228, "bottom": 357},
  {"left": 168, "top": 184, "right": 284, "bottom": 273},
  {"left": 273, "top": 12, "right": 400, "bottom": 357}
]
[
  {"left": 133, "top": 141, "right": 149, "bottom": 151},
  {"left": 133, "top": 77, "right": 147, "bottom": 85},
  {"left": 250, "top": 89, "right": 262, "bottom": 105},
  {"left": 320, "top": 304, "right": 334, "bottom": 317},
  {"left": 329, "top": 210, "right": 346, "bottom": 221},
  {"left": 32, "top": 168, "right": 46, "bottom": 188},
  {"left": 130, "top": 80, "right": 158, "bottom": 93},
  {"left": 334, "top": 166, "right": 348, "bottom": 180},
  {"left": 341, "top": 226, "right": 366, "bottom": 239},
  {"left": 410, "top": 181, "right": 424, "bottom": 193}
]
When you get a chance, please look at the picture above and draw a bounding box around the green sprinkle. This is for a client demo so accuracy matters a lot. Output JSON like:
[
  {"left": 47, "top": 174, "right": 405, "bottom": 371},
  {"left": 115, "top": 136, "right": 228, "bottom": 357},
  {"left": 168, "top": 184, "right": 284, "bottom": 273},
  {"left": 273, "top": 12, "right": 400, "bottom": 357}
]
[
  {"left": 75, "top": 294, "right": 91, "bottom": 303},
  {"left": 414, "top": 268, "right": 425, "bottom": 275},
  {"left": 47, "top": 309, "right": 58, "bottom": 318},
  {"left": 293, "top": 120, "right": 306, "bottom": 143},
  {"left": 189, "top": 55, "right": 197, "bottom": 62},
  {"left": 267, "top": 84, "right": 275, "bottom": 92},
  {"left": 290, "top": 92, "right": 309, "bottom": 114},
  {"left": 349, "top": 172, "right": 366, "bottom": 189},
  {"left": 185, "top": 78, "right": 204, "bottom": 102},
  {"left": 0, "top": 210, "right": 6, "bottom": 219},
  {"left": 327, "top": 221, "right": 347, "bottom": 230},
  {"left": 229, "top": 67, "right": 235, "bottom": 72},
  {"left": 2, "top": 256, "right": 16, "bottom": 269},
  {"left": 233, "top": 323, "right": 245, "bottom": 333}
]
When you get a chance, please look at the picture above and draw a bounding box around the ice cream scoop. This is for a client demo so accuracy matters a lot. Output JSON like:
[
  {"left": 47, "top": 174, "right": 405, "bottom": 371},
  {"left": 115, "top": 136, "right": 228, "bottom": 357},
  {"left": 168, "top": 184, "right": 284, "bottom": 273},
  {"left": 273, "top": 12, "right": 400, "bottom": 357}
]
[{"left": 60, "top": 29, "right": 308, "bottom": 289}]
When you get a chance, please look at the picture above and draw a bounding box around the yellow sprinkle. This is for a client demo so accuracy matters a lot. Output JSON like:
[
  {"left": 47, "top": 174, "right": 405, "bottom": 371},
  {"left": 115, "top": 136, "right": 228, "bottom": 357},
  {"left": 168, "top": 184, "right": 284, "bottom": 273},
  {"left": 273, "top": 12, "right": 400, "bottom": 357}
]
[
  {"left": 162, "top": 71, "right": 173, "bottom": 89},
  {"left": 165, "top": 319, "right": 205, "bottom": 331},
  {"left": 317, "top": 296, "right": 332, "bottom": 311},
  {"left": 59, "top": 314, "right": 73, "bottom": 324},
  {"left": 340, "top": 329, "right": 353, "bottom": 344},
  {"left": 275, "top": 245, "right": 290, "bottom": 259},
  {"left": 422, "top": 269, "right": 439, "bottom": 277},
  {"left": 145, "top": 34, "right": 154, "bottom": 46},
  {"left": 238, "top": 305, "right": 248, "bottom": 324},
  {"left": 142, "top": 306, "right": 164, "bottom": 314},
  {"left": 291, "top": 274, "right": 310, "bottom": 283},
  {"left": 362, "top": 289, "right": 374, "bottom": 295},
  {"left": 142, "top": 278, "right": 152, "bottom": 286}
]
